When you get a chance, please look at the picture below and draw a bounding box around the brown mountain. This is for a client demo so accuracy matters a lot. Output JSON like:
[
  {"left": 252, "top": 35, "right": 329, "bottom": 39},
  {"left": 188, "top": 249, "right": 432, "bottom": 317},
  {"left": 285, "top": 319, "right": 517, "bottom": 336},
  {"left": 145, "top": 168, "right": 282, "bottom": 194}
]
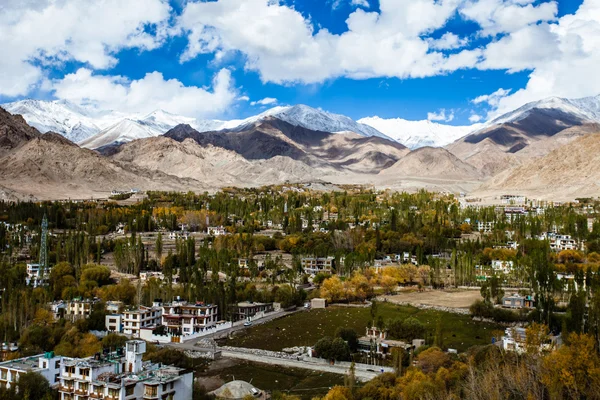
[
  {"left": 0, "top": 107, "right": 41, "bottom": 157},
  {"left": 163, "top": 118, "right": 409, "bottom": 173},
  {"left": 476, "top": 130, "right": 600, "bottom": 200}
]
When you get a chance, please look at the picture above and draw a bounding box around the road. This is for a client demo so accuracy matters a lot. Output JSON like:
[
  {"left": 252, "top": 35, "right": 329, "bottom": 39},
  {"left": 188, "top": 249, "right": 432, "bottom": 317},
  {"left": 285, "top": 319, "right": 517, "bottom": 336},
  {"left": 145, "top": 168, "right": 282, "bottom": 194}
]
[
  {"left": 165, "top": 308, "right": 388, "bottom": 382},
  {"left": 219, "top": 349, "right": 384, "bottom": 382}
]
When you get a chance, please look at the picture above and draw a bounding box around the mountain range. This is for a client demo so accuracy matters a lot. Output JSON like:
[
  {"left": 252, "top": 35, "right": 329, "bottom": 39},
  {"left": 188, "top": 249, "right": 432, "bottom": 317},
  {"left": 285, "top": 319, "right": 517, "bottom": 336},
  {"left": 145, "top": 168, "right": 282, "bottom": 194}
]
[
  {"left": 3, "top": 100, "right": 471, "bottom": 149},
  {"left": 2, "top": 94, "right": 600, "bottom": 201}
]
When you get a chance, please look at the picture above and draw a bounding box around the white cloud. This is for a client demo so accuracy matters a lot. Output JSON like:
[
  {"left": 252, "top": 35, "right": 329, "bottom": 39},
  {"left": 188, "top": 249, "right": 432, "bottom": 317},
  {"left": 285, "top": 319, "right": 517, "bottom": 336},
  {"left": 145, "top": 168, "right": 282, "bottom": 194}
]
[
  {"left": 480, "top": 0, "right": 600, "bottom": 117},
  {"left": 250, "top": 97, "right": 278, "bottom": 106},
  {"left": 428, "top": 32, "right": 468, "bottom": 50},
  {"left": 460, "top": 0, "right": 558, "bottom": 36},
  {"left": 237, "top": 95, "right": 250, "bottom": 102},
  {"left": 472, "top": 88, "right": 512, "bottom": 107},
  {"left": 427, "top": 109, "right": 454, "bottom": 122},
  {"left": 175, "top": 0, "right": 479, "bottom": 84},
  {"left": 351, "top": 0, "right": 369, "bottom": 7},
  {"left": 0, "top": 0, "right": 171, "bottom": 97},
  {"left": 469, "top": 114, "right": 483, "bottom": 123},
  {"left": 51, "top": 68, "right": 237, "bottom": 118}
]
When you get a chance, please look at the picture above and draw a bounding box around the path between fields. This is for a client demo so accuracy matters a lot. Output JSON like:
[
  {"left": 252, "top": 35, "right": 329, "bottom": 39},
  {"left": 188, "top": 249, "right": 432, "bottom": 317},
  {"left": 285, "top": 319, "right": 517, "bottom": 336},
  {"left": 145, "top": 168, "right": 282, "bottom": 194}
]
[{"left": 218, "top": 350, "right": 383, "bottom": 382}]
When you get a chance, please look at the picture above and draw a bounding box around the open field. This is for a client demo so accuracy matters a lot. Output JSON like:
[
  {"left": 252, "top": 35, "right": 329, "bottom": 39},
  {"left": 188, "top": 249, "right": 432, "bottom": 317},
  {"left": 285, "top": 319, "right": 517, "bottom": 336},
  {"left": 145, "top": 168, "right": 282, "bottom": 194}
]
[
  {"left": 196, "top": 359, "right": 344, "bottom": 399},
  {"left": 381, "top": 289, "right": 483, "bottom": 309},
  {"left": 223, "top": 303, "right": 501, "bottom": 353}
]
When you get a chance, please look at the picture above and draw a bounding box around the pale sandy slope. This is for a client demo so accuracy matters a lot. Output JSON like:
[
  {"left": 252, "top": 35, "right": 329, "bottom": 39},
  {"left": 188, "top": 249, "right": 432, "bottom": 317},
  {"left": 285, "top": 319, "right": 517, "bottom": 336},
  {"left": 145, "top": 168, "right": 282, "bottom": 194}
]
[
  {"left": 111, "top": 136, "right": 345, "bottom": 188},
  {"left": 0, "top": 134, "right": 207, "bottom": 200},
  {"left": 475, "top": 132, "right": 600, "bottom": 200}
]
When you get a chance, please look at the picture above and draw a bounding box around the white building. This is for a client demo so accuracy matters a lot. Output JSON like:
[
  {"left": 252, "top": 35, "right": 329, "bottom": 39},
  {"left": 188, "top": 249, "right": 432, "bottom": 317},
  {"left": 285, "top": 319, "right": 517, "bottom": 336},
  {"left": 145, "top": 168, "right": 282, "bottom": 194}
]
[
  {"left": 122, "top": 305, "right": 163, "bottom": 337},
  {"left": 106, "top": 314, "right": 124, "bottom": 333},
  {"left": 492, "top": 260, "right": 514, "bottom": 275},
  {"left": 301, "top": 257, "right": 335, "bottom": 275},
  {"left": 207, "top": 226, "right": 226, "bottom": 236},
  {"left": 64, "top": 299, "right": 97, "bottom": 322},
  {"left": 58, "top": 340, "right": 193, "bottom": 400},
  {"left": 477, "top": 221, "right": 495, "bottom": 233},
  {"left": 0, "top": 351, "right": 63, "bottom": 389},
  {"left": 161, "top": 299, "right": 219, "bottom": 336},
  {"left": 26, "top": 263, "right": 52, "bottom": 287}
]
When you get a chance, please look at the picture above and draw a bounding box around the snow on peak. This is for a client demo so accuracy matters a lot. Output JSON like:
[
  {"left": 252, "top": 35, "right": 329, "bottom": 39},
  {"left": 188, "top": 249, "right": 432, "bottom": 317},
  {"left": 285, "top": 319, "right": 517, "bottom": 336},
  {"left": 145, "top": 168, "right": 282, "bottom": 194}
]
[
  {"left": 489, "top": 94, "right": 600, "bottom": 126},
  {"left": 358, "top": 116, "right": 478, "bottom": 149}
]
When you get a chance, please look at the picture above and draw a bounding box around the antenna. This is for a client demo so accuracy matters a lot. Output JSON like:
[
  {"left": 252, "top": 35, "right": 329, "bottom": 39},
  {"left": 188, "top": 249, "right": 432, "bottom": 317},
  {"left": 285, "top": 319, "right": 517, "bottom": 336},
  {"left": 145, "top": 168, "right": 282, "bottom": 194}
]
[{"left": 39, "top": 214, "right": 48, "bottom": 279}]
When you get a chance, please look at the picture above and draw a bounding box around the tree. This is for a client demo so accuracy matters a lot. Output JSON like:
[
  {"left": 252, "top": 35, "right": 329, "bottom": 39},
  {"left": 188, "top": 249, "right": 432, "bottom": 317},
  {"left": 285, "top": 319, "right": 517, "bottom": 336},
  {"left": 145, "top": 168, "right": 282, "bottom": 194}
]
[
  {"left": 155, "top": 232, "right": 163, "bottom": 266},
  {"left": 321, "top": 276, "right": 345, "bottom": 303},
  {"left": 336, "top": 327, "right": 359, "bottom": 352},
  {"left": 416, "top": 347, "right": 450, "bottom": 374},
  {"left": 15, "top": 372, "right": 54, "bottom": 400}
]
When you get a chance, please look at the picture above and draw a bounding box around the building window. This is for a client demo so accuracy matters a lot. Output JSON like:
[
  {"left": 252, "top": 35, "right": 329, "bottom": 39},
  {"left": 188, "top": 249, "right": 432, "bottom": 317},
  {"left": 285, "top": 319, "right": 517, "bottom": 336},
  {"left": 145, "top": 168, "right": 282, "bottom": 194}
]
[{"left": 125, "top": 385, "right": 135, "bottom": 396}]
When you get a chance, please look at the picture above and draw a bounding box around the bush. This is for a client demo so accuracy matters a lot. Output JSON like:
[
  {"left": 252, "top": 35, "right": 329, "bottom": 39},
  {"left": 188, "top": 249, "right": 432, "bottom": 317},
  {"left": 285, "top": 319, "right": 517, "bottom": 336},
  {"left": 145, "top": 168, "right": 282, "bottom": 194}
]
[{"left": 387, "top": 317, "right": 426, "bottom": 341}]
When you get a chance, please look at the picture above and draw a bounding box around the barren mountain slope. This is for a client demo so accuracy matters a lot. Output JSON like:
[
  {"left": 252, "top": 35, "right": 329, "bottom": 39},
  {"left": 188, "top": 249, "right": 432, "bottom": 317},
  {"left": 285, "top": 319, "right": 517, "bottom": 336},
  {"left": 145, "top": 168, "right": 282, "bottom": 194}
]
[
  {"left": 0, "top": 133, "right": 205, "bottom": 199},
  {"left": 476, "top": 132, "right": 600, "bottom": 199},
  {"left": 379, "top": 147, "right": 482, "bottom": 180},
  {"left": 164, "top": 118, "right": 407, "bottom": 173},
  {"left": 0, "top": 107, "right": 41, "bottom": 157},
  {"left": 111, "top": 136, "right": 341, "bottom": 187}
]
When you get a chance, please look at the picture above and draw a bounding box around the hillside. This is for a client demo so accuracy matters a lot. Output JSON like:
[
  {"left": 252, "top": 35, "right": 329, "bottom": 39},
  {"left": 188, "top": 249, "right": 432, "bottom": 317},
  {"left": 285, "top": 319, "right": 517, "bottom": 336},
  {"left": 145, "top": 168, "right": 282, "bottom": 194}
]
[
  {"left": 476, "top": 132, "right": 600, "bottom": 200},
  {"left": 0, "top": 132, "right": 205, "bottom": 200},
  {"left": 379, "top": 147, "right": 482, "bottom": 180},
  {"left": 0, "top": 107, "right": 41, "bottom": 157}
]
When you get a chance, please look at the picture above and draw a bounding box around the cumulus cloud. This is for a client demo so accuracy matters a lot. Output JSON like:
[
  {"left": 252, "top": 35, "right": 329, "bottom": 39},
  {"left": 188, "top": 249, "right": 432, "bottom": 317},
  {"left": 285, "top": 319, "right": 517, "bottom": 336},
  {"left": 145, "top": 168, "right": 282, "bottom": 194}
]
[
  {"left": 460, "top": 0, "right": 558, "bottom": 36},
  {"left": 428, "top": 32, "right": 468, "bottom": 50},
  {"left": 481, "top": 0, "right": 600, "bottom": 117},
  {"left": 0, "top": 0, "right": 171, "bottom": 97},
  {"left": 469, "top": 114, "right": 483, "bottom": 123},
  {"left": 472, "top": 88, "right": 512, "bottom": 107},
  {"left": 250, "top": 97, "right": 278, "bottom": 106},
  {"left": 175, "top": 0, "right": 479, "bottom": 84},
  {"left": 427, "top": 109, "right": 454, "bottom": 122},
  {"left": 51, "top": 68, "right": 237, "bottom": 118}
]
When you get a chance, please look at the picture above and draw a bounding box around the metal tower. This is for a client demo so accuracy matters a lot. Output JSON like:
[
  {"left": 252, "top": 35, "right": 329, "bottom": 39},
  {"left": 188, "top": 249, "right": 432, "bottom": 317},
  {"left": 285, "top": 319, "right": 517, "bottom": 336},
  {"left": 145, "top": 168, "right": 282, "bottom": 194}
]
[{"left": 39, "top": 214, "right": 48, "bottom": 277}]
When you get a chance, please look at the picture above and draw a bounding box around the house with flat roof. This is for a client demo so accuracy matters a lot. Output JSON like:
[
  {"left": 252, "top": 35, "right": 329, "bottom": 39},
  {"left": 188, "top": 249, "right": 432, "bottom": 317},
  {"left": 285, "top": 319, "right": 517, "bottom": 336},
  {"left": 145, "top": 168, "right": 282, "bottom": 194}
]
[
  {"left": 0, "top": 351, "right": 63, "bottom": 389},
  {"left": 230, "top": 302, "right": 274, "bottom": 322},
  {"left": 58, "top": 340, "right": 193, "bottom": 400}
]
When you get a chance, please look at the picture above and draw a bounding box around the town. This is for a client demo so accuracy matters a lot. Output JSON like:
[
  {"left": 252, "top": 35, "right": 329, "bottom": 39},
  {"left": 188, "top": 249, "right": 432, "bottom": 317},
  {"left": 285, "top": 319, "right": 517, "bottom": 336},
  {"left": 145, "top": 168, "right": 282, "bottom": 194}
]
[{"left": 0, "top": 186, "right": 599, "bottom": 399}]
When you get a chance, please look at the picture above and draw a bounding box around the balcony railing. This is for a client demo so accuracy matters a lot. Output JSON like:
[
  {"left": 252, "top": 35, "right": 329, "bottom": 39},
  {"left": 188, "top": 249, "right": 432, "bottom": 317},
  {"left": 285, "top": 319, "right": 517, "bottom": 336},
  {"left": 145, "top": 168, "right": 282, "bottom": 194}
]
[{"left": 59, "top": 386, "right": 74, "bottom": 393}]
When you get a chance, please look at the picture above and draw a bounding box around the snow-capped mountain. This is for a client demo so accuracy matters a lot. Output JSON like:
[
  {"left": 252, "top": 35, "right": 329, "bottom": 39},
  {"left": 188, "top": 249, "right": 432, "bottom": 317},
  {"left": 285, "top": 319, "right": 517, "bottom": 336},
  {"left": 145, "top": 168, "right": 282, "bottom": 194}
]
[
  {"left": 489, "top": 94, "right": 600, "bottom": 126},
  {"left": 359, "top": 116, "right": 478, "bottom": 149},
  {"left": 138, "top": 109, "right": 197, "bottom": 133},
  {"left": 194, "top": 104, "right": 392, "bottom": 139},
  {"left": 79, "top": 119, "right": 164, "bottom": 149}
]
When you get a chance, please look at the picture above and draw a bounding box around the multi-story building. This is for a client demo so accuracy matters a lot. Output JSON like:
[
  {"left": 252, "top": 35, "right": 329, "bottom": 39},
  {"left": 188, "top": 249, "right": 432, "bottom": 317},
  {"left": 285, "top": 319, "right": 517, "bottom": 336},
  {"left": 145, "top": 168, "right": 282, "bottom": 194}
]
[
  {"left": 58, "top": 340, "right": 193, "bottom": 400},
  {"left": 0, "top": 351, "right": 63, "bottom": 389},
  {"left": 231, "top": 302, "right": 274, "bottom": 322},
  {"left": 64, "top": 298, "right": 97, "bottom": 322},
  {"left": 26, "top": 263, "right": 52, "bottom": 287},
  {"left": 492, "top": 260, "right": 514, "bottom": 275},
  {"left": 161, "top": 299, "right": 219, "bottom": 336},
  {"left": 122, "top": 305, "right": 163, "bottom": 337},
  {"left": 301, "top": 257, "right": 335, "bottom": 275},
  {"left": 477, "top": 221, "right": 495, "bottom": 233}
]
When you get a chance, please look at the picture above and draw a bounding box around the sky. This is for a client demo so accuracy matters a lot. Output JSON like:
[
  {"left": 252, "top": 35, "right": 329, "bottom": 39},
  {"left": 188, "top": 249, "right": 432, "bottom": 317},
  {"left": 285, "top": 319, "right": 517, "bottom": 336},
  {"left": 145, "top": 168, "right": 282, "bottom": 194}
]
[{"left": 1, "top": 0, "right": 598, "bottom": 125}]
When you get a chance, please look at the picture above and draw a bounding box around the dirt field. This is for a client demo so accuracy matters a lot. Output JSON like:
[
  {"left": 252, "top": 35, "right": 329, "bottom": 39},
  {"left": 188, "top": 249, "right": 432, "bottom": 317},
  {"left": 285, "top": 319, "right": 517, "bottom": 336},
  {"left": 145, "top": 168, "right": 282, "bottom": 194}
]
[{"left": 381, "top": 289, "right": 482, "bottom": 309}]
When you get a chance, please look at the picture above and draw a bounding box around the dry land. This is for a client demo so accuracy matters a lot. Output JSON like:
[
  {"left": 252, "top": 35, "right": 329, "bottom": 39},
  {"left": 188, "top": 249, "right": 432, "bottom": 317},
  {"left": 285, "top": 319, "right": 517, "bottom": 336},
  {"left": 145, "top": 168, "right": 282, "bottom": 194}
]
[{"left": 381, "top": 289, "right": 483, "bottom": 309}]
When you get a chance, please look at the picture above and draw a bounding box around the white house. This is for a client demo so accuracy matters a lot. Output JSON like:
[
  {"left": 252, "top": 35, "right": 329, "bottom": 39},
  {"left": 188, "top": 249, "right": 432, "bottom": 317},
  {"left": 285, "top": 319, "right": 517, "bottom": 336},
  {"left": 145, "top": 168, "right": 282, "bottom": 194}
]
[
  {"left": 492, "top": 260, "right": 514, "bottom": 275},
  {"left": 207, "top": 226, "right": 227, "bottom": 236},
  {"left": 26, "top": 263, "right": 52, "bottom": 287},
  {"left": 58, "top": 340, "right": 193, "bottom": 400},
  {"left": 122, "top": 305, "right": 163, "bottom": 337},
  {"left": 0, "top": 352, "right": 63, "bottom": 389}
]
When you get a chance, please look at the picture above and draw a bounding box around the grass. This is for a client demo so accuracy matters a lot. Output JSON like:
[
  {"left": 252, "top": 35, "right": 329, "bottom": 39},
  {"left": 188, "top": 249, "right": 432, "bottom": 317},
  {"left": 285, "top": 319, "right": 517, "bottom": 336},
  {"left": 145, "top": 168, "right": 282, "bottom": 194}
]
[
  {"left": 201, "top": 360, "right": 344, "bottom": 399},
  {"left": 223, "top": 303, "right": 502, "bottom": 353}
]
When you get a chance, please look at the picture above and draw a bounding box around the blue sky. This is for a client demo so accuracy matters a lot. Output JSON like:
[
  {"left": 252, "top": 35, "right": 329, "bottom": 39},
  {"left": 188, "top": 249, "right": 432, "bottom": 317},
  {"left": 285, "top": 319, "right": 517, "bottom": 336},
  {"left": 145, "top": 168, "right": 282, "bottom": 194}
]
[{"left": 1, "top": 0, "right": 597, "bottom": 125}]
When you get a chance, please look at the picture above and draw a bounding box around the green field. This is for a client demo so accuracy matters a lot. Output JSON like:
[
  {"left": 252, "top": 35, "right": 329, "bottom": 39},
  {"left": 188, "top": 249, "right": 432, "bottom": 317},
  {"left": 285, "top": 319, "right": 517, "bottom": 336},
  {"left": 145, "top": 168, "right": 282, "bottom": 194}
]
[
  {"left": 223, "top": 303, "right": 502, "bottom": 352},
  {"left": 199, "top": 360, "right": 344, "bottom": 399}
]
